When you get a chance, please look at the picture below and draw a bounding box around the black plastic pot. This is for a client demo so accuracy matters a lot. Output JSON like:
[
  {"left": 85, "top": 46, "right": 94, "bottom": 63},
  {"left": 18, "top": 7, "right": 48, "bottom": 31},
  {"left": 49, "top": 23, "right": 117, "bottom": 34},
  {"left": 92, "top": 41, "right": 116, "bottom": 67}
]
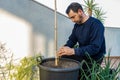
[{"left": 38, "top": 58, "right": 80, "bottom": 80}]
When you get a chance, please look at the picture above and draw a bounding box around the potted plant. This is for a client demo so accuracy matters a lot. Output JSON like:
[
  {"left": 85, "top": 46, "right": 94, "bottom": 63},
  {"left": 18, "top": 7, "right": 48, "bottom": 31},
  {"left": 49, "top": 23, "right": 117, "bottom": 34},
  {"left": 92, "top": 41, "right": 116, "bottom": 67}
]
[{"left": 38, "top": 57, "right": 80, "bottom": 80}]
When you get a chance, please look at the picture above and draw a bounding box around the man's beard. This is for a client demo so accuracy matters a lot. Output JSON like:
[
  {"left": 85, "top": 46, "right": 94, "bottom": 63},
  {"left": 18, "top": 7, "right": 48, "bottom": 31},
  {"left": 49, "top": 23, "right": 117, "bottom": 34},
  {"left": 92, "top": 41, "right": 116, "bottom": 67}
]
[{"left": 76, "top": 15, "right": 83, "bottom": 24}]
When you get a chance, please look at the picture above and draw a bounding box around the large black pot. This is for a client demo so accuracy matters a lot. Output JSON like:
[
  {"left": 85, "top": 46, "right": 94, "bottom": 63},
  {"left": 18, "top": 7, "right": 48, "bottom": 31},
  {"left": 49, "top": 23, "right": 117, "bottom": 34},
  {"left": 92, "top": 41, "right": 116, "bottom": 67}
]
[{"left": 38, "top": 58, "right": 80, "bottom": 80}]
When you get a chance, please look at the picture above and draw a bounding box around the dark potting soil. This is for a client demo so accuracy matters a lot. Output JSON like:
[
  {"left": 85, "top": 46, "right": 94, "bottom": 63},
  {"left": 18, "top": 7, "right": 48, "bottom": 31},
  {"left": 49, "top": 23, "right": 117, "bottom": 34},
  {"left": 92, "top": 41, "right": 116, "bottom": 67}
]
[{"left": 41, "top": 59, "right": 79, "bottom": 69}]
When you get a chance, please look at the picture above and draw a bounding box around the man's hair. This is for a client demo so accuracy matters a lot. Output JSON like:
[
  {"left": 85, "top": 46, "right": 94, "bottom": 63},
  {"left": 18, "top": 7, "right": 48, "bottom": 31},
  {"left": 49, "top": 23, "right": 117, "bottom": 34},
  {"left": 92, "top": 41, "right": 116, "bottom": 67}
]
[{"left": 66, "top": 2, "right": 83, "bottom": 14}]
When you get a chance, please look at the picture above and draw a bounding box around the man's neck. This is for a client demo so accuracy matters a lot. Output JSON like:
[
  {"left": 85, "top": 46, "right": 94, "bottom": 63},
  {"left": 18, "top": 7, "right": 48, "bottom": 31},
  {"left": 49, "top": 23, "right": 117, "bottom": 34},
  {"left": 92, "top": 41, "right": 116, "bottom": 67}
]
[{"left": 82, "top": 14, "right": 89, "bottom": 23}]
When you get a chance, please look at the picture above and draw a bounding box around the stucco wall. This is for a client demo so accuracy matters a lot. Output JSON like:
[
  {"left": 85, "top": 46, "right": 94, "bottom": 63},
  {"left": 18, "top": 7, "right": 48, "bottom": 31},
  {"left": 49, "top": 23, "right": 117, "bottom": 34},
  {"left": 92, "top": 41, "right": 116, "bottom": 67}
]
[
  {"left": 105, "top": 27, "right": 120, "bottom": 56},
  {"left": 0, "top": 0, "right": 73, "bottom": 58}
]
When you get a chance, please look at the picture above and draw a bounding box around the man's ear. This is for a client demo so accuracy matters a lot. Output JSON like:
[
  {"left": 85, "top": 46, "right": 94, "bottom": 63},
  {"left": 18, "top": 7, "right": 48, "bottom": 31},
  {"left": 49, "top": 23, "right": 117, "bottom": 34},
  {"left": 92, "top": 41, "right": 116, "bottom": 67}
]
[
  {"left": 78, "top": 9, "right": 83, "bottom": 15},
  {"left": 78, "top": 9, "right": 82, "bottom": 13}
]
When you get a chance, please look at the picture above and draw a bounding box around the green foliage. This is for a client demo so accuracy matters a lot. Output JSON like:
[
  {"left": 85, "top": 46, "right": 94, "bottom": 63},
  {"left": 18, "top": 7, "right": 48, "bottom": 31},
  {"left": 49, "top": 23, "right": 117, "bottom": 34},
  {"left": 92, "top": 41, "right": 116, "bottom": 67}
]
[
  {"left": 82, "top": 0, "right": 106, "bottom": 23},
  {"left": 83, "top": 0, "right": 98, "bottom": 12},
  {"left": 74, "top": 44, "right": 79, "bottom": 48},
  {"left": 79, "top": 52, "right": 120, "bottom": 80},
  {"left": 0, "top": 42, "right": 42, "bottom": 80},
  {"left": 93, "top": 7, "right": 106, "bottom": 23},
  {"left": 6, "top": 56, "right": 42, "bottom": 80},
  {"left": 0, "top": 42, "right": 14, "bottom": 80}
]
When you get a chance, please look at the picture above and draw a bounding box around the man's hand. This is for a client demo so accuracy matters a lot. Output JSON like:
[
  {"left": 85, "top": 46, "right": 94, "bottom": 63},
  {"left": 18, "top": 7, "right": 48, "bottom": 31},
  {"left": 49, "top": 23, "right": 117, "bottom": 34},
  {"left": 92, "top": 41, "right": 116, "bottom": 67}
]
[{"left": 58, "top": 46, "right": 75, "bottom": 57}]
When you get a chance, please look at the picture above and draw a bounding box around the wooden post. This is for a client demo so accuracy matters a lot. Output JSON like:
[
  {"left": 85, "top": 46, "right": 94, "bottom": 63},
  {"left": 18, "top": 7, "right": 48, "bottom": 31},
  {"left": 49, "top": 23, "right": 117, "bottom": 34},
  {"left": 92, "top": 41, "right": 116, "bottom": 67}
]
[{"left": 54, "top": 0, "right": 59, "bottom": 66}]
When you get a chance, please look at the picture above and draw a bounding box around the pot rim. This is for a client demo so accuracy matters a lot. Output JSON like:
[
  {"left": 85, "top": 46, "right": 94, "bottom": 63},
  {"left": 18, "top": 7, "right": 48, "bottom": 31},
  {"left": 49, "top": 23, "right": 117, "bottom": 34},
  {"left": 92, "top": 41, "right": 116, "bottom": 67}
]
[{"left": 38, "top": 57, "right": 80, "bottom": 72}]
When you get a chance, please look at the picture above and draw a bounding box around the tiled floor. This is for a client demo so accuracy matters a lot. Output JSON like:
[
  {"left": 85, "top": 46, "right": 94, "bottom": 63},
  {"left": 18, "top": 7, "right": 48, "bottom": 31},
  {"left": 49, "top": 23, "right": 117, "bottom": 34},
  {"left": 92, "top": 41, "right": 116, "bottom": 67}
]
[
  {"left": 101, "top": 57, "right": 120, "bottom": 68},
  {"left": 101, "top": 57, "right": 120, "bottom": 79}
]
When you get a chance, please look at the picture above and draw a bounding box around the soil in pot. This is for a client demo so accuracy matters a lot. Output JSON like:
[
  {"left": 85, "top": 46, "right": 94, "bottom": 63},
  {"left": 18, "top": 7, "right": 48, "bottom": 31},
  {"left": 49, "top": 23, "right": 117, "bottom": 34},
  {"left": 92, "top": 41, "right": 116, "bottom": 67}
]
[
  {"left": 42, "top": 58, "right": 79, "bottom": 69},
  {"left": 39, "top": 58, "right": 80, "bottom": 80}
]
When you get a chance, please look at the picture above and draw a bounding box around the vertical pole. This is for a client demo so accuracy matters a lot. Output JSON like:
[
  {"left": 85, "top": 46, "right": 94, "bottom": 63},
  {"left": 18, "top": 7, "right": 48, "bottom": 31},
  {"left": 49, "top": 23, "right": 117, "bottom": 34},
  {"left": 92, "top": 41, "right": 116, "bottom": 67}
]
[{"left": 54, "top": 0, "right": 58, "bottom": 66}]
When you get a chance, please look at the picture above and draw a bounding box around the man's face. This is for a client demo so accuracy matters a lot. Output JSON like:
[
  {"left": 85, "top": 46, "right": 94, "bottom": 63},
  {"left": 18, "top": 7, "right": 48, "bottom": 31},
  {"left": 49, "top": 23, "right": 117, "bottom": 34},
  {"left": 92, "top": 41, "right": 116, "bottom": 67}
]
[{"left": 68, "top": 9, "right": 83, "bottom": 24}]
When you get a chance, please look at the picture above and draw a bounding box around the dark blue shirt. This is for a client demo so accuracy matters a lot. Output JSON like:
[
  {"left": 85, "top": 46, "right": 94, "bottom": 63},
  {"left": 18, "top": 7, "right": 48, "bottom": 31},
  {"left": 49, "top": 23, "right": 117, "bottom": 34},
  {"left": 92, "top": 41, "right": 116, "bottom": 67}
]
[{"left": 65, "top": 17, "right": 106, "bottom": 60}]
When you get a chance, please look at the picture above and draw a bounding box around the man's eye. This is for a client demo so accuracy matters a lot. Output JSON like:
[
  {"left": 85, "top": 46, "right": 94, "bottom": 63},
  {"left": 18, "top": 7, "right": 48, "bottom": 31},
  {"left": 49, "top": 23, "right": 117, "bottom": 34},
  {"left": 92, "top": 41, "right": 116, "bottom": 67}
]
[{"left": 70, "top": 17, "right": 74, "bottom": 19}]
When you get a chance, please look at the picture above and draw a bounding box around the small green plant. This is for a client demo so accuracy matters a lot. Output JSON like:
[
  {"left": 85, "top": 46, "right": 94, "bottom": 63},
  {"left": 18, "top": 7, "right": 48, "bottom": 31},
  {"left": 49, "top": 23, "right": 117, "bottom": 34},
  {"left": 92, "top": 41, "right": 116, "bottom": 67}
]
[
  {"left": 0, "top": 42, "right": 42, "bottom": 80},
  {"left": 79, "top": 52, "right": 120, "bottom": 80},
  {"left": 0, "top": 42, "right": 13, "bottom": 80},
  {"left": 6, "top": 55, "right": 42, "bottom": 80}
]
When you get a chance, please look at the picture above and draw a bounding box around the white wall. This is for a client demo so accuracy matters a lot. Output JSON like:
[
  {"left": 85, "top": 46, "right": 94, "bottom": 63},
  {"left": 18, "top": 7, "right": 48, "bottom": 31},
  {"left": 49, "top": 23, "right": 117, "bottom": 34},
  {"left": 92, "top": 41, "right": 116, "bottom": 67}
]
[
  {"left": 35, "top": 0, "right": 120, "bottom": 27},
  {"left": 0, "top": 9, "right": 33, "bottom": 59},
  {"left": 105, "top": 27, "right": 120, "bottom": 56}
]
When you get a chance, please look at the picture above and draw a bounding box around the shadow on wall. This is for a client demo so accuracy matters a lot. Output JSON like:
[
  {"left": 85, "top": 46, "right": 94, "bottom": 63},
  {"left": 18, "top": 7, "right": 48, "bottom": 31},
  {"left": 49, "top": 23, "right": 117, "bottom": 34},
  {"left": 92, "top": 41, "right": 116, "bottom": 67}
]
[
  {"left": 0, "top": 0, "right": 73, "bottom": 58},
  {"left": 0, "top": 9, "right": 33, "bottom": 59}
]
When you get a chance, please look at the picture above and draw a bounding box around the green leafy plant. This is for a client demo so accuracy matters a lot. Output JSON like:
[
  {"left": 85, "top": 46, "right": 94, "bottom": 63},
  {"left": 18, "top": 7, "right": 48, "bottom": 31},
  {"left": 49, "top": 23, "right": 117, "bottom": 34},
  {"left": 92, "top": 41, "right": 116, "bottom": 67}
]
[
  {"left": 83, "top": 0, "right": 98, "bottom": 16},
  {"left": 79, "top": 52, "right": 120, "bottom": 80},
  {"left": 0, "top": 42, "right": 42, "bottom": 80},
  {"left": 6, "top": 55, "right": 42, "bottom": 80},
  {"left": 82, "top": 0, "right": 106, "bottom": 23},
  {"left": 93, "top": 7, "right": 106, "bottom": 23}
]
